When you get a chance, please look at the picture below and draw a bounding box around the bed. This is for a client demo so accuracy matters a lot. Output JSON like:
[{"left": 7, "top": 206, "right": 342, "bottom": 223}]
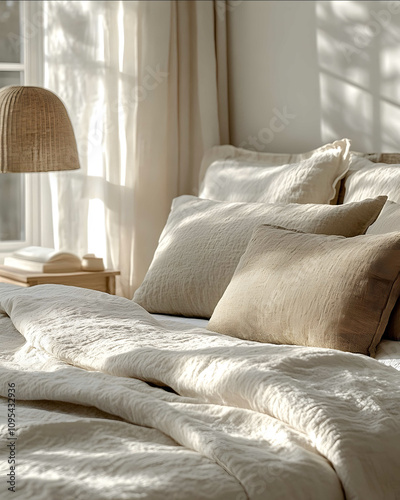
[{"left": 1, "top": 139, "right": 400, "bottom": 499}]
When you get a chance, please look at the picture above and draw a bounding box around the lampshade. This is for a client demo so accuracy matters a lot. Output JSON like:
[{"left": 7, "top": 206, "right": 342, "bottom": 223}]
[{"left": 0, "top": 86, "right": 80, "bottom": 173}]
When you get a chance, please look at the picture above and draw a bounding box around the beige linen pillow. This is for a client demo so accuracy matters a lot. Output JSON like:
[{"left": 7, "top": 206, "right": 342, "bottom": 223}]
[
  {"left": 341, "top": 155, "right": 400, "bottom": 204},
  {"left": 208, "top": 225, "right": 400, "bottom": 356},
  {"left": 367, "top": 200, "right": 400, "bottom": 340},
  {"left": 199, "top": 139, "right": 350, "bottom": 204},
  {"left": 133, "top": 195, "right": 386, "bottom": 319}
]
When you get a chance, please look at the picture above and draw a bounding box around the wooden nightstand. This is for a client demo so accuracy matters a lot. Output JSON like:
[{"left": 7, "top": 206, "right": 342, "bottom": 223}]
[{"left": 0, "top": 266, "right": 120, "bottom": 294}]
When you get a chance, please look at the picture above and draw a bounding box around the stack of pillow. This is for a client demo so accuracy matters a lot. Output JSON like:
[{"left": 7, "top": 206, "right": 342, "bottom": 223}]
[{"left": 134, "top": 139, "right": 400, "bottom": 356}]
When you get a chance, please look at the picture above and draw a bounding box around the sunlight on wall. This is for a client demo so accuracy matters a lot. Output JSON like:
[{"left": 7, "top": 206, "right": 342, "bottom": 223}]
[
  {"left": 382, "top": 45, "right": 400, "bottom": 104},
  {"left": 319, "top": 72, "right": 373, "bottom": 150},
  {"left": 228, "top": 1, "right": 400, "bottom": 153},
  {"left": 381, "top": 101, "right": 400, "bottom": 151},
  {"left": 317, "top": 0, "right": 400, "bottom": 152},
  {"left": 380, "top": 18, "right": 400, "bottom": 151}
]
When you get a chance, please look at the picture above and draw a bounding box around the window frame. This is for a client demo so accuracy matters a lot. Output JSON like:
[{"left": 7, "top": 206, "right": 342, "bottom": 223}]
[{"left": 0, "top": 1, "right": 43, "bottom": 255}]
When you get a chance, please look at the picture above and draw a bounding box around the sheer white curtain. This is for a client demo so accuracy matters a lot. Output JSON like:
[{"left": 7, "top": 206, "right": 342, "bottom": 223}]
[{"left": 43, "top": 0, "right": 229, "bottom": 297}]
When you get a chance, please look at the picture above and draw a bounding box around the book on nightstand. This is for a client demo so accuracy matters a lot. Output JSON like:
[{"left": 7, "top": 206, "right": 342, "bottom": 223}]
[{"left": 4, "top": 246, "right": 82, "bottom": 273}]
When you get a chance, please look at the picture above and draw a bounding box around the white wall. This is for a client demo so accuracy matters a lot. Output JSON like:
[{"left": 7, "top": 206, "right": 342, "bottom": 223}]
[{"left": 227, "top": 0, "right": 400, "bottom": 153}]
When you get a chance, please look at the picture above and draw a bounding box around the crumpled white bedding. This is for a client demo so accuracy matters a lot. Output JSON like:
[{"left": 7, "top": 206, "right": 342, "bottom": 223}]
[
  {"left": 152, "top": 313, "right": 209, "bottom": 328},
  {"left": 375, "top": 340, "right": 400, "bottom": 371},
  {"left": 153, "top": 314, "right": 400, "bottom": 372},
  {"left": 1, "top": 284, "right": 400, "bottom": 500}
]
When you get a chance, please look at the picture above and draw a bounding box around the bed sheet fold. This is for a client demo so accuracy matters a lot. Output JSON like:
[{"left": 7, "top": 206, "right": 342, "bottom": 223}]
[{"left": 1, "top": 284, "right": 399, "bottom": 499}]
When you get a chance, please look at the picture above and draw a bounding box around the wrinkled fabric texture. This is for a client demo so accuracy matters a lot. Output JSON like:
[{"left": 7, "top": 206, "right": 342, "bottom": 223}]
[
  {"left": 199, "top": 139, "right": 350, "bottom": 204},
  {"left": 134, "top": 195, "right": 386, "bottom": 318},
  {"left": 341, "top": 155, "right": 400, "bottom": 205},
  {"left": 208, "top": 226, "right": 400, "bottom": 356},
  {"left": 376, "top": 340, "right": 400, "bottom": 371},
  {"left": 367, "top": 200, "right": 400, "bottom": 236},
  {"left": 154, "top": 312, "right": 400, "bottom": 371},
  {"left": 367, "top": 200, "right": 400, "bottom": 341},
  {"left": 1, "top": 285, "right": 400, "bottom": 499}
]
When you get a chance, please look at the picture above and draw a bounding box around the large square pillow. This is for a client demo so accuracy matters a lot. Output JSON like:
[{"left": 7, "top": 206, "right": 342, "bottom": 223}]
[
  {"left": 208, "top": 225, "right": 400, "bottom": 356},
  {"left": 199, "top": 139, "right": 350, "bottom": 204},
  {"left": 340, "top": 155, "right": 400, "bottom": 204},
  {"left": 133, "top": 195, "right": 386, "bottom": 319}
]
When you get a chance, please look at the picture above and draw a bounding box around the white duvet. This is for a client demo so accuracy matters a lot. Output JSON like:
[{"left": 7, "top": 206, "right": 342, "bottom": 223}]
[{"left": 0, "top": 284, "right": 400, "bottom": 500}]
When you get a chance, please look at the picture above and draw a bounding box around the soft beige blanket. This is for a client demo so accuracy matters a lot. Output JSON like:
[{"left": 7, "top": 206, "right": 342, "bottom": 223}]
[{"left": 0, "top": 284, "right": 399, "bottom": 500}]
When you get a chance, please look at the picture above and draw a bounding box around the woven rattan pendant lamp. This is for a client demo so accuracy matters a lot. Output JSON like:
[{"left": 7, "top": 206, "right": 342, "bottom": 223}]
[{"left": 0, "top": 86, "right": 80, "bottom": 173}]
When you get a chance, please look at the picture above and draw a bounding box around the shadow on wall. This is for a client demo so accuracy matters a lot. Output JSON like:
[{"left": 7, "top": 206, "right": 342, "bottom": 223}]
[
  {"left": 317, "top": 0, "right": 400, "bottom": 153},
  {"left": 228, "top": 0, "right": 400, "bottom": 153}
]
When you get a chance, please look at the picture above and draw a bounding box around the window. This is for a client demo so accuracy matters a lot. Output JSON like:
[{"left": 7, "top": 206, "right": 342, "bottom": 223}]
[
  {"left": 0, "top": 1, "right": 42, "bottom": 251},
  {"left": 0, "top": 1, "right": 24, "bottom": 244}
]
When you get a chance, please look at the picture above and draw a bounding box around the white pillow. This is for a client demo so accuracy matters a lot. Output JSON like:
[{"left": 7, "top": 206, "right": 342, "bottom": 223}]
[
  {"left": 199, "top": 139, "right": 350, "bottom": 204},
  {"left": 133, "top": 195, "right": 386, "bottom": 319},
  {"left": 342, "top": 155, "right": 400, "bottom": 204}
]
